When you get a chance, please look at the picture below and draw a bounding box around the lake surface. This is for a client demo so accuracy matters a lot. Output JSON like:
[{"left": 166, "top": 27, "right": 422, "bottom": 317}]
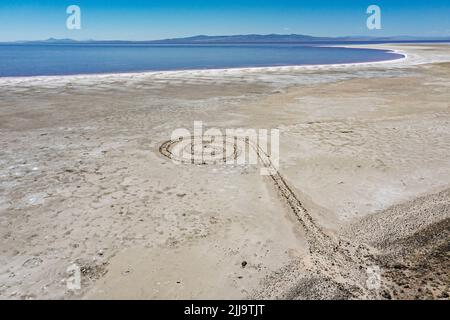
[{"left": 0, "top": 44, "right": 404, "bottom": 77}]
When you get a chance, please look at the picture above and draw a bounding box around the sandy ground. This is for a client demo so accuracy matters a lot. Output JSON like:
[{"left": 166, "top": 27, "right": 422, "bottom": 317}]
[{"left": 0, "top": 44, "right": 449, "bottom": 299}]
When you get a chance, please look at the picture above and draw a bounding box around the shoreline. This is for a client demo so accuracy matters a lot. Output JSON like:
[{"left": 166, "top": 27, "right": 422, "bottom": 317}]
[{"left": 0, "top": 45, "right": 408, "bottom": 84}]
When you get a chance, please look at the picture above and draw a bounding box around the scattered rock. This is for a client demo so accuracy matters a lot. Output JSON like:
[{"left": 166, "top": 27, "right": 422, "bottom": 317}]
[
  {"left": 381, "top": 290, "right": 392, "bottom": 300},
  {"left": 121, "top": 269, "right": 131, "bottom": 276}
]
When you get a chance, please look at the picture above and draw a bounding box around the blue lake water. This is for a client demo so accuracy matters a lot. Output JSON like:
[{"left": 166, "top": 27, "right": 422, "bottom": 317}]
[{"left": 0, "top": 44, "right": 404, "bottom": 77}]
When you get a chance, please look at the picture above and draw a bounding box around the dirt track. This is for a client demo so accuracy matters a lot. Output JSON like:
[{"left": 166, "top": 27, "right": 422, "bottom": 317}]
[{"left": 159, "top": 135, "right": 382, "bottom": 299}]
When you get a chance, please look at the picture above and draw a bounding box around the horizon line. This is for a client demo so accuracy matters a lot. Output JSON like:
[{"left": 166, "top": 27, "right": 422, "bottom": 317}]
[{"left": 2, "top": 33, "right": 450, "bottom": 44}]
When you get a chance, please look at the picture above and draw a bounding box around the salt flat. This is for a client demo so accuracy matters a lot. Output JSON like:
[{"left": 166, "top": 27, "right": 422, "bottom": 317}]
[{"left": 0, "top": 44, "right": 449, "bottom": 299}]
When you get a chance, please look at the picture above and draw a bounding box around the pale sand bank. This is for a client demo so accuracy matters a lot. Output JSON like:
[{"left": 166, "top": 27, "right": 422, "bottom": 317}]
[{"left": 0, "top": 44, "right": 449, "bottom": 299}]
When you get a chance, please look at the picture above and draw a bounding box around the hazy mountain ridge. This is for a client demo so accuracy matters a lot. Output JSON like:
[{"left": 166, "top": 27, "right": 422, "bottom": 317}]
[{"left": 4, "top": 34, "right": 450, "bottom": 44}]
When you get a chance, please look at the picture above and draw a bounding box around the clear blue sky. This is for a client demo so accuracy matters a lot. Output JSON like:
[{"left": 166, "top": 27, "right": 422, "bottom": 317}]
[{"left": 0, "top": 0, "right": 449, "bottom": 41}]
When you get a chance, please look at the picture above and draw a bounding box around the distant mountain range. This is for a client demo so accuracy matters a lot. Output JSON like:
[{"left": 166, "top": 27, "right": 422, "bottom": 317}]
[{"left": 4, "top": 34, "right": 450, "bottom": 44}]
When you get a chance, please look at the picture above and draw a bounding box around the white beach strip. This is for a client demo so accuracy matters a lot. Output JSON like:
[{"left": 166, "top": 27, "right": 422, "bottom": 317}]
[
  {"left": 0, "top": 45, "right": 409, "bottom": 86},
  {"left": 1, "top": 44, "right": 449, "bottom": 89}
]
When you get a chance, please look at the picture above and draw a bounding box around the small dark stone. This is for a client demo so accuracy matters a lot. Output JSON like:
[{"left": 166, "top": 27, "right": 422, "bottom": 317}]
[
  {"left": 241, "top": 261, "right": 247, "bottom": 268},
  {"left": 381, "top": 290, "right": 392, "bottom": 300}
]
